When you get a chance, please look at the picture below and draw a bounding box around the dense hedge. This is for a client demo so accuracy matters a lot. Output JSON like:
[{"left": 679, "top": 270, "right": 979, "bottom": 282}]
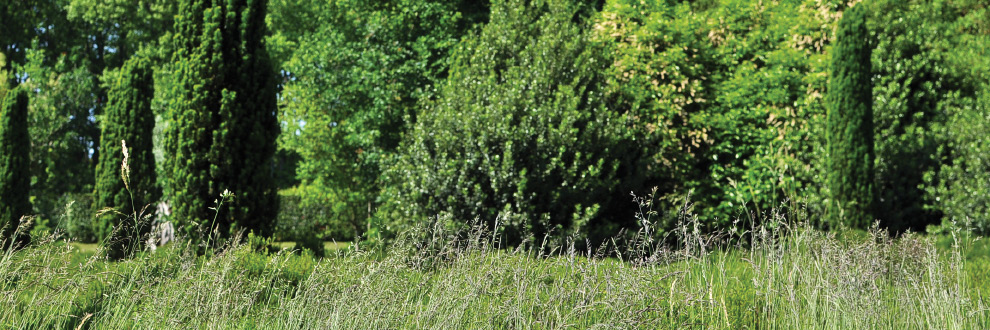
[{"left": 934, "top": 90, "right": 990, "bottom": 233}]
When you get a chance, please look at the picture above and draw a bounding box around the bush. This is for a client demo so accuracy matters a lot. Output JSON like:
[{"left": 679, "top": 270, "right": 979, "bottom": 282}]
[
  {"left": 933, "top": 90, "right": 990, "bottom": 233},
  {"left": 867, "top": 0, "right": 979, "bottom": 232},
  {"left": 826, "top": 0, "right": 990, "bottom": 233},
  {"left": 592, "top": 0, "right": 838, "bottom": 230},
  {"left": 238, "top": 233, "right": 316, "bottom": 286},
  {"left": 378, "top": 0, "right": 641, "bottom": 246},
  {"left": 295, "top": 233, "right": 325, "bottom": 258},
  {"left": 245, "top": 231, "right": 281, "bottom": 255},
  {"left": 17, "top": 49, "right": 99, "bottom": 227}
]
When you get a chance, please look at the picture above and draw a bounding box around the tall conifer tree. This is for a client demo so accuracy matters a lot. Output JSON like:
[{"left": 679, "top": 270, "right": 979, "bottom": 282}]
[
  {"left": 827, "top": 3, "right": 875, "bottom": 229},
  {"left": 164, "top": 0, "right": 279, "bottom": 240},
  {"left": 94, "top": 57, "right": 159, "bottom": 259},
  {"left": 0, "top": 88, "right": 31, "bottom": 249}
]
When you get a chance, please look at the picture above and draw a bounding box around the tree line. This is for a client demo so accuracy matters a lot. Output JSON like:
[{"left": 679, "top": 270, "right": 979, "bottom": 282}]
[{"left": 2, "top": 0, "right": 990, "bottom": 255}]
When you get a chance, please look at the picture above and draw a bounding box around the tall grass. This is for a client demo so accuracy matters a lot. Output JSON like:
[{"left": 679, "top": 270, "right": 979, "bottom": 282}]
[{"left": 1, "top": 208, "right": 988, "bottom": 329}]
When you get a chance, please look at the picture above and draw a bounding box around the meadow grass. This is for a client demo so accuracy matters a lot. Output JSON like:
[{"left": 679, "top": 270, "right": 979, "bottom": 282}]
[{"left": 2, "top": 215, "right": 989, "bottom": 329}]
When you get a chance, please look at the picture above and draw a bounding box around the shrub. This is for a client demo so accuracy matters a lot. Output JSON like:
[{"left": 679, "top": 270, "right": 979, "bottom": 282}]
[
  {"left": 246, "top": 231, "right": 281, "bottom": 255},
  {"left": 239, "top": 232, "right": 316, "bottom": 284},
  {"left": 867, "top": 0, "right": 975, "bottom": 232},
  {"left": 379, "top": 0, "right": 639, "bottom": 246},
  {"left": 933, "top": 90, "right": 990, "bottom": 233},
  {"left": 295, "top": 233, "right": 324, "bottom": 258},
  {"left": 592, "top": 0, "right": 839, "bottom": 230}
]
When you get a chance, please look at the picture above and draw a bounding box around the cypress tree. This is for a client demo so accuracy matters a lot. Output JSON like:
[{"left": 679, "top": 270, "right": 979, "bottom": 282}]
[
  {"left": 94, "top": 57, "right": 159, "bottom": 259},
  {"left": 0, "top": 88, "right": 31, "bottom": 249},
  {"left": 165, "top": 0, "right": 279, "bottom": 241},
  {"left": 827, "top": 3, "right": 875, "bottom": 229}
]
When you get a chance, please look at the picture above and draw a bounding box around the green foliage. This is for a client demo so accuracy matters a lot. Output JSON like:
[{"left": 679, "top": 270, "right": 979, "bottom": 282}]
[
  {"left": 15, "top": 48, "right": 101, "bottom": 224},
  {"left": 94, "top": 57, "right": 159, "bottom": 259},
  {"left": 164, "top": 0, "right": 280, "bottom": 240},
  {"left": 0, "top": 0, "right": 75, "bottom": 66},
  {"left": 244, "top": 230, "right": 320, "bottom": 268},
  {"left": 264, "top": 0, "right": 324, "bottom": 71},
  {"left": 2, "top": 1, "right": 157, "bottom": 214},
  {"left": 54, "top": 193, "right": 98, "bottom": 243},
  {"left": 278, "top": 0, "right": 466, "bottom": 236},
  {"left": 0, "top": 0, "right": 180, "bottom": 247},
  {"left": 866, "top": 0, "right": 989, "bottom": 233},
  {"left": 3, "top": 0, "right": 990, "bottom": 248},
  {"left": 245, "top": 231, "right": 281, "bottom": 255},
  {"left": 826, "top": 3, "right": 875, "bottom": 229},
  {"left": 380, "top": 0, "right": 636, "bottom": 245},
  {"left": 0, "top": 52, "right": 9, "bottom": 97},
  {"left": 3, "top": 0, "right": 175, "bottom": 234},
  {"left": 0, "top": 88, "right": 32, "bottom": 248},
  {"left": 65, "top": 0, "right": 177, "bottom": 69},
  {"left": 934, "top": 89, "right": 990, "bottom": 233},
  {"left": 28, "top": 216, "right": 52, "bottom": 240},
  {"left": 593, "top": 0, "right": 838, "bottom": 230},
  {"left": 294, "top": 232, "right": 324, "bottom": 258},
  {"left": 275, "top": 187, "right": 354, "bottom": 244}
]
